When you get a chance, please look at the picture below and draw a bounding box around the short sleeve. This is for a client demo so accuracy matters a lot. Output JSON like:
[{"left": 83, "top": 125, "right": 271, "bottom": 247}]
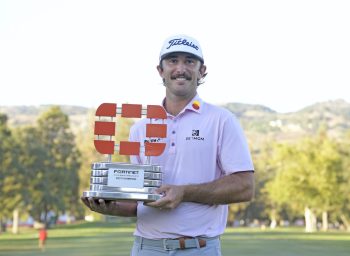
[{"left": 217, "top": 114, "right": 254, "bottom": 174}]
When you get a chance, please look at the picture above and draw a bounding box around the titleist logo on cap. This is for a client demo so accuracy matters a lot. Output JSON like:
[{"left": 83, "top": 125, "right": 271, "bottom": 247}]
[
  {"left": 160, "top": 35, "right": 204, "bottom": 62},
  {"left": 166, "top": 38, "right": 199, "bottom": 51}
]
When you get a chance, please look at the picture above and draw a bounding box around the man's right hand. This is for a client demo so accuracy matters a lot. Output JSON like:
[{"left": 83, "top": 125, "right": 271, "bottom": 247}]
[{"left": 81, "top": 197, "right": 137, "bottom": 217}]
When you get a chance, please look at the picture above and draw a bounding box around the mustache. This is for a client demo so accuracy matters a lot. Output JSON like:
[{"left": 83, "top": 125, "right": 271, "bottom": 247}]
[{"left": 170, "top": 73, "right": 191, "bottom": 80}]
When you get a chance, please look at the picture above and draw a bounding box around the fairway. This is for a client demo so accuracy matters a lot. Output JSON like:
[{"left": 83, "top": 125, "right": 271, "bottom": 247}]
[{"left": 0, "top": 222, "right": 349, "bottom": 256}]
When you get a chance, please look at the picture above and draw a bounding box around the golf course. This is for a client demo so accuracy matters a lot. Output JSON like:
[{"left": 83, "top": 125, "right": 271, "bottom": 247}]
[{"left": 1, "top": 222, "right": 349, "bottom": 256}]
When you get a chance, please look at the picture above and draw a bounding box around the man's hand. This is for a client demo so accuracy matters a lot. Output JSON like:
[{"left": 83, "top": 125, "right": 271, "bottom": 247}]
[
  {"left": 145, "top": 185, "right": 185, "bottom": 210},
  {"left": 145, "top": 171, "right": 254, "bottom": 210},
  {"left": 81, "top": 197, "right": 137, "bottom": 217}
]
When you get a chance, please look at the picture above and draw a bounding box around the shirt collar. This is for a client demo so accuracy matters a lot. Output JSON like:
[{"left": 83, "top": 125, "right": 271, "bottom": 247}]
[
  {"left": 183, "top": 94, "right": 203, "bottom": 114},
  {"left": 162, "top": 93, "right": 203, "bottom": 117}
]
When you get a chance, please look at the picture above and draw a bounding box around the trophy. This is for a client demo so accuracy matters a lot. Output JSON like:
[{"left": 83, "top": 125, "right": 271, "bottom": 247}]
[{"left": 83, "top": 103, "right": 167, "bottom": 202}]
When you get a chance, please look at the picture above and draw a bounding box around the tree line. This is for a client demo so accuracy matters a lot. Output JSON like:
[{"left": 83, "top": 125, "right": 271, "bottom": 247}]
[
  {"left": 230, "top": 129, "right": 350, "bottom": 232},
  {"left": 1, "top": 106, "right": 349, "bottom": 233},
  {"left": 0, "top": 107, "right": 81, "bottom": 233}
]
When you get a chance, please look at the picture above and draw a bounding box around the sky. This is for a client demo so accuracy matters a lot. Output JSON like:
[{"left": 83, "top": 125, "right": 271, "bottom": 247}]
[{"left": 0, "top": 0, "right": 349, "bottom": 113}]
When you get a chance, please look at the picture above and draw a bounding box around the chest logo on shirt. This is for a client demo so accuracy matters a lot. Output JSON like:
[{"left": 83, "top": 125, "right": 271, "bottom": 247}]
[{"left": 186, "top": 130, "right": 205, "bottom": 141}]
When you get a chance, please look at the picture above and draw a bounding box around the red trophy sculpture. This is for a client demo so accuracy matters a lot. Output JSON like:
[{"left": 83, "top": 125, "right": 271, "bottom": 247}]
[{"left": 83, "top": 103, "right": 167, "bottom": 202}]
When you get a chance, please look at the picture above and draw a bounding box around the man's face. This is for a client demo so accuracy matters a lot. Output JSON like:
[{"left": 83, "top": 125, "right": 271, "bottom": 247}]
[{"left": 157, "top": 53, "right": 206, "bottom": 99}]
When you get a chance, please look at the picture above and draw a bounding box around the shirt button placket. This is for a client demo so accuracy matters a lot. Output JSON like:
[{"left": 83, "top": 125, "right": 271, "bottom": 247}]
[{"left": 169, "top": 118, "right": 178, "bottom": 153}]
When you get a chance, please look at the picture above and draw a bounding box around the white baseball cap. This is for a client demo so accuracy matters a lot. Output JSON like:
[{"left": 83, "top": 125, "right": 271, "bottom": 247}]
[{"left": 159, "top": 34, "right": 204, "bottom": 63}]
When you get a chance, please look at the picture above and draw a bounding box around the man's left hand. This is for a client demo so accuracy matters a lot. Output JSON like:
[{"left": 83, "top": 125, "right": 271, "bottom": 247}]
[{"left": 145, "top": 184, "right": 185, "bottom": 210}]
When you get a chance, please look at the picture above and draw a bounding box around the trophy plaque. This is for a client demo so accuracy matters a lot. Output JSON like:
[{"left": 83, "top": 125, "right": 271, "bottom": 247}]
[{"left": 83, "top": 103, "right": 167, "bottom": 202}]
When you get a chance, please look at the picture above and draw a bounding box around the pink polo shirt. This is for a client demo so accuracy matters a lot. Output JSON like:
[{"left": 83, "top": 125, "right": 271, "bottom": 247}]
[{"left": 129, "top": 94, "right": 254, "bottom": 239}]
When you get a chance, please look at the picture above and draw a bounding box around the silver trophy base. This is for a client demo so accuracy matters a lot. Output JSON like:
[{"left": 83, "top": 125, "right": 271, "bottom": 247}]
[
  {"left": 83, "top": 162, "right": 163, "bottom": 202},
  {"left": 82, "top": 191, "right": 162, "bottom": 202}
]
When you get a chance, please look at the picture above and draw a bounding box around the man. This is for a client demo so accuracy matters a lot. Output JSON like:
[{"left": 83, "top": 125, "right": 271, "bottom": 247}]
[{"left": 82, "top": 34, "right": 254, "bottom": 255}]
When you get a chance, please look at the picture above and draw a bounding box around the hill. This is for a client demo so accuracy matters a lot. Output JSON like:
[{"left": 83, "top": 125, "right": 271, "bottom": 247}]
[
  {"left": 223, "top": 99, "right": 350, "bottom": 144},
  {"left": 1, "top": 99, "right": 349, "bottom": 144},
  {"left": 0, "top": 105, "right": 92, "bottom": 134}
]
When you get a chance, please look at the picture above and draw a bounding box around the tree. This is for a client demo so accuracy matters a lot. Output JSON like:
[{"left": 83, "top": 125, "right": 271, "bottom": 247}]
[
  {"left": 251, "top": 141, "right": 289, "bottom": 228},
  {"left": 337, "top": 131, "right": 350, "bottom": 230},
  {"left": 0, "top": 113, "right": 21, "bottom": 233},
  {"left": 15, "top": 126, "right": 47, "bottom": 228},
  {"left": 228, "top": 141, "right": 278, "bottom": 227},
  {"left": 17, "top": 106, "right": 81, "bottom": 225},
  {"left": 265, "top": 132, "right": 344, "bottom": 232}
]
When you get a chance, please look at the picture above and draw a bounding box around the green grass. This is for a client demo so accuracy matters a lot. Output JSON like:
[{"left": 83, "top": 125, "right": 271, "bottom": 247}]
[
  {"left": 0, "top": 222, "right": 349, "bottom": 256},
  {"left": 222, "top": 228, "right": 350, "bottom": 256}
]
